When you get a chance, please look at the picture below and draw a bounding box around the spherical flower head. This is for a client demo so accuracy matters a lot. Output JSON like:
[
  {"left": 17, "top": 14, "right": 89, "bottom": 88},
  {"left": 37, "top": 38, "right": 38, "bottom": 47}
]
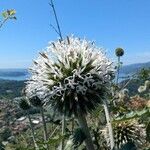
[
  {"left": 19, "top": 98, "right": 31, "bottom": 111},
  {"left": 113, "top": 120, "right": 146, "bottom": 149},
  {"left": 29, "top": 96, "right": 43, "bottom": 107},
  {"left": 26, "top": 36, "right": 115, "bottom": 116},
  {"left": 115, "top": 48, "right": 124, "bottom": 57}
]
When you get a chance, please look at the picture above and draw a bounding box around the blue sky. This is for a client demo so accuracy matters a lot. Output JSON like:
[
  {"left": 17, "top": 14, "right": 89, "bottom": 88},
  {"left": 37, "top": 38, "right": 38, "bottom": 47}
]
[{"left": 0, "top": 0, "right": 150, "bottom": 68}]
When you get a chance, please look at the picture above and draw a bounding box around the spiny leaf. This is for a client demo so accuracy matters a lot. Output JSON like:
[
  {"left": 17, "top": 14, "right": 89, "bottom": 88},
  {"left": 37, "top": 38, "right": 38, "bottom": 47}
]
[{"left": 113, "top": 108, "right": 150, "bottom": 123}]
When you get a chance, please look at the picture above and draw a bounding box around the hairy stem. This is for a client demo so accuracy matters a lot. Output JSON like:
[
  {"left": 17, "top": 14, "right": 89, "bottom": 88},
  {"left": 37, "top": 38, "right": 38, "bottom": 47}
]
[
  {"left": 0, "top": 18, "right": 8, "bottom": 29},
  {"left": 40, "top": 107, "right": 49, "bottom": 149},
  {"left": 103, "top": 100, "right": 114, "bottom": 150},
  {"left": 116, "top": 56, "right": 120, "bottom": 84},
  {"left": 27, "top": 113, "right": 39, "bottom": 150},
  {"left": 50, "top": 0, "right": 63, "bottom": 40},
  {"left": 60, "top": 114, "right": 66, "bottom": 150},
  {"left": 77, "top": 110, "right": 95, "bottom": 150}
]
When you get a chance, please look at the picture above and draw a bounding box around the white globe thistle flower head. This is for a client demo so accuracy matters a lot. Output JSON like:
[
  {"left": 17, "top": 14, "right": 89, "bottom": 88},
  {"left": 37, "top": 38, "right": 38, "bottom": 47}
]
[{"left": 26, "top": 36, "right": 115, "bottom": 116}]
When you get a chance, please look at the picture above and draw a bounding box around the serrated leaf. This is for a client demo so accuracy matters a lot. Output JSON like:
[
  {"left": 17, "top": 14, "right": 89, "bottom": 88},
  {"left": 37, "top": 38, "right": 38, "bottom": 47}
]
[
  {"left": 113, "top": 108, "right": 150, "bottom": 123},
  {"left": 38, "top": 134, "right": 64, "bottom": 146}
]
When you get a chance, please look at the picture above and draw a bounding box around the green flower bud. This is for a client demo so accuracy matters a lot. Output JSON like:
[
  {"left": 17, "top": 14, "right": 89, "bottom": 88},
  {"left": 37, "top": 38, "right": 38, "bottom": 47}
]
[
  {"left": 115, "top": 48, "right": 124, "bottom": 57},
  {"left": 29, "top": 96, "right": 43, "bottom": 107},
  {"left": 19, "top": 99, "right": 31, "bottom": 110}
]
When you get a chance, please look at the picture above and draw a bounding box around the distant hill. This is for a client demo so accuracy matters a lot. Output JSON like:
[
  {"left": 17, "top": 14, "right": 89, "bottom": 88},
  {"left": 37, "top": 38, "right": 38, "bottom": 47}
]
[
  {"left": 120, "top": 61, "right": 150, "bottom": 75},
  {"left": 0, "top": 69, "right": 28, "bottom": 77},
  {"left": 0, "top": 62, "right": 149, "bottom": 99},
  {"left": 0, "top": 62, "right": 149, "bottom": 80}
]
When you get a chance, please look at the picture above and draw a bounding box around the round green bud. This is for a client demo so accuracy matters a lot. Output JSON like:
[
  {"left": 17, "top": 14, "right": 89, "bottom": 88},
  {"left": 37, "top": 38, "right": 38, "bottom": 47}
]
[
  {"left": 29, "top": 96, "right": 43, "bottom": 107},
  {"left": 115, "top": 48, "right": 124, "bottom": 57},
  {"left": 19, "top": 99, "right": 31, "bottom": 110}
]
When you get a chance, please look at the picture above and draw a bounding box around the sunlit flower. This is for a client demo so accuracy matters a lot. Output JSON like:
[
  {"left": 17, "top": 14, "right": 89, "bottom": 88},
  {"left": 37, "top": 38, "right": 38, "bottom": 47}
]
[{"left": 26, "top": 36, "right": 115, "bottom": 116}]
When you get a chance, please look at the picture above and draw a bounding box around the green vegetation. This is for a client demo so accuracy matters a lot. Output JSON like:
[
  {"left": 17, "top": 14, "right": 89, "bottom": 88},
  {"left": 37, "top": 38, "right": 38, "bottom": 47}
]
[
  {"left": 0, "top": 3, "right": 149, "bottom": 150},
  {"left": 0, "top": 80, "right": 25, "bottom": 99}
]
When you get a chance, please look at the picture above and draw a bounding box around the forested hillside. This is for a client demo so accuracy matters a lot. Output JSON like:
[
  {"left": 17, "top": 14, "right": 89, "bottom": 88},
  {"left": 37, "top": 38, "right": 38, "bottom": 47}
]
[{"left": 0, "top": 79, "right": 25, "bottom": 98}]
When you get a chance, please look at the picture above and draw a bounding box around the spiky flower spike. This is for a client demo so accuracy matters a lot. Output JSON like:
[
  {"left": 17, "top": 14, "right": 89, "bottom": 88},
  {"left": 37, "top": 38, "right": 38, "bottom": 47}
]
[
  {"left": 115, "top": 48, "right": 124, "bottom": 57},
  {"left": 26, "top": 36, "right": 114, "bottom": 116},
  {"left": 113, "top": 120, "right": 146, "bottom": 149}
]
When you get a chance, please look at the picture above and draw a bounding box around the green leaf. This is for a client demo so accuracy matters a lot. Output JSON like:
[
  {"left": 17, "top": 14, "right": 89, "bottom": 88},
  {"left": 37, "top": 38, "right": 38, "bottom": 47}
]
[
  {"left": 38, "top": 134, "right": 64, "bottom": 146},
  {"left": 126, "top": 111, "right": 136, "bottom": 118},
  {"left": 136, "top": 108, "right": 148, "bottom": 116},
  {"left": 2, "top": 11, "right": 8, "bottom": 18},
  {"left": 9, "top": 9, "right": 16, "bottom": 16},
  {"left": 1, "top": 9, "right": 16, "bottom": 19},
  {"left": 113, "top": 108, "right": 150, "bottom": 123}
]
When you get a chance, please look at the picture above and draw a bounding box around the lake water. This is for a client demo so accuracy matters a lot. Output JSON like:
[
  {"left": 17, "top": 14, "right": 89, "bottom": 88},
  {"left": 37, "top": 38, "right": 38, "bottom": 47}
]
[
  {"left": 0, "top": 73, "right": 129, "bottom": 82},
  {"left": 0, "top": 69, "right": 130, "bottom": 81},
  {"left": 0, "top": 69, "right": 29, "bottom": 81},
  {"left": 0, "top": 74, "right": 29, "bottom": 81}
]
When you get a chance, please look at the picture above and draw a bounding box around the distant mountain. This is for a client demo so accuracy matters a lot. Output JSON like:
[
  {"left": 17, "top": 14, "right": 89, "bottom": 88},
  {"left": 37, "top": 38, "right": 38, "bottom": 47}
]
[
  {"left": 0, "top": 69, "right": 29, "bottom": 80},
  {"left": 0, "top": 61, "right": 149, "bottom": 81},
  {"left": 0, "top": 62, "right": 149, "bottom": 98},
  {"left": 0, "top": 69, "right": 28, "bottom": 77},
  {"left": 120, "top": 61, "right": 150, "bottom": 75}
]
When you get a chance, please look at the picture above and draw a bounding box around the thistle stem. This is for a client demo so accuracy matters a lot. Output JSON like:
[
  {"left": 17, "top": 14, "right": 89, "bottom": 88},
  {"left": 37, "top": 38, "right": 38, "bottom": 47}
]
[
  {"left": 40, "top": 107, "right": 49, "bottom": 149},
  {"left": 116, "top": 56, "right": 120, "bottom": 84},
  {"left": 27, "top": 113, "right": 39, "bottom": 150},
  {"left": 77, "top": 110, "right": 95, "bottom": 150},
  {"left": 60, "top": 114, "right": 66, "bottom": 150},
  {"left": 0, "top": 18, "right": 8, "bottom": 29},
  {"left": 71, "top": 117, "right": 75, "bottom": 134},
  {"left": 103, "top": 100, "right": 114, "bottom": 150}
]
